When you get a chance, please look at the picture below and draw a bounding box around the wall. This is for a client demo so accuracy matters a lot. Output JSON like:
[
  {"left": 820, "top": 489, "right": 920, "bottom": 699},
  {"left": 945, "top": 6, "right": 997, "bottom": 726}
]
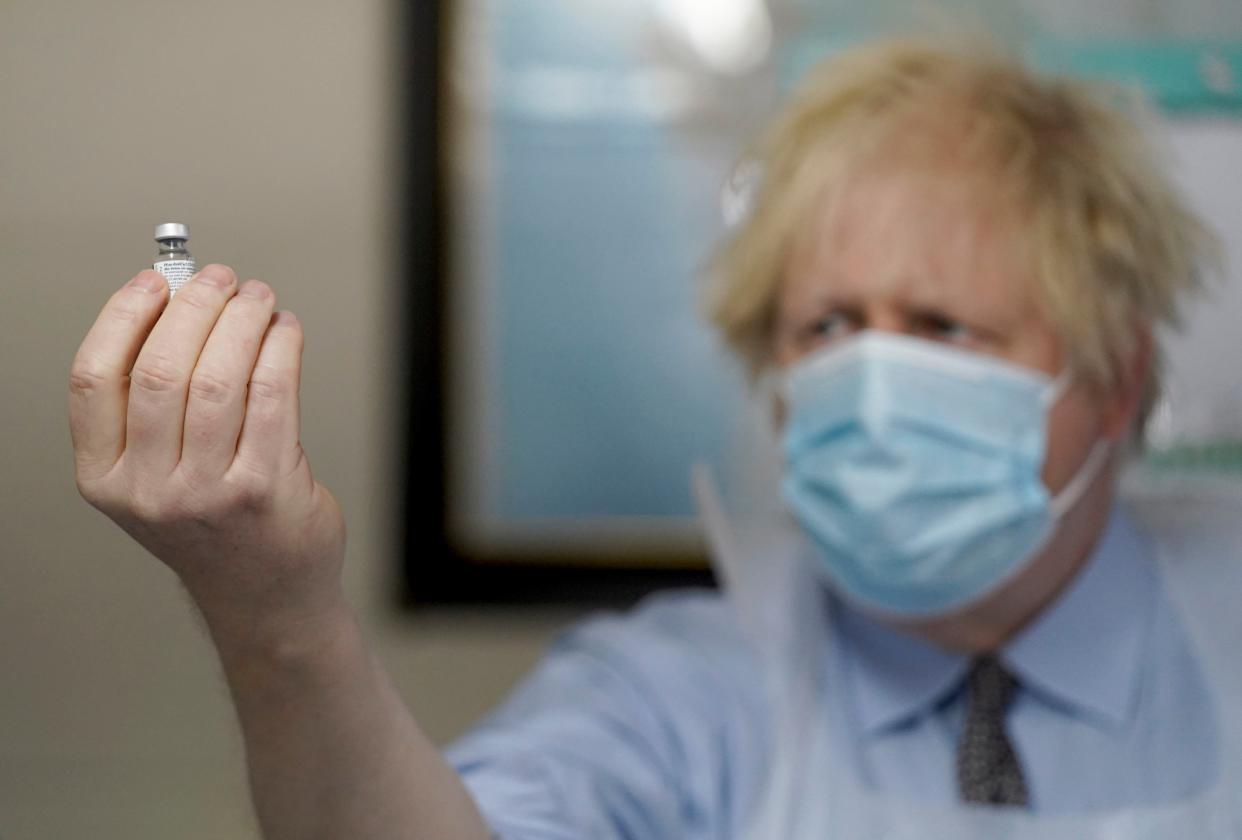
[{"left": 0, "top": 2, "right": 568, "bottom": 837}]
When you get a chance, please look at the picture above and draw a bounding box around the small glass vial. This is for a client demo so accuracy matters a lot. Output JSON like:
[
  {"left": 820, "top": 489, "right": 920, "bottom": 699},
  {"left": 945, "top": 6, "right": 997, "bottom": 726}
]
[{"left": 153, "top": 223, "right": 196, "bottom": 295}]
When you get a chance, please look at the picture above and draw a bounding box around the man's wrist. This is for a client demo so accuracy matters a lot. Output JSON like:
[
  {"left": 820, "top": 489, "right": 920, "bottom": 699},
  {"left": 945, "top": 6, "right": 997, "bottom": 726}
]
[{"left": 192, "top": 583, "right": 359, "bottom": 676}]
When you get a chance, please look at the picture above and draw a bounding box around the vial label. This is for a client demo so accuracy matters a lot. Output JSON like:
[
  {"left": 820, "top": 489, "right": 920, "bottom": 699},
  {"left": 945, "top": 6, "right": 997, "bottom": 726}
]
[{"left": 154, "top": 259, "right": 196, "bottom": 294}]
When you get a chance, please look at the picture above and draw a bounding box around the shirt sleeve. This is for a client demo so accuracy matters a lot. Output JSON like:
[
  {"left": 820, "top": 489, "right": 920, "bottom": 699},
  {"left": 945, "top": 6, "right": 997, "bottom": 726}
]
[{"left": 444, "top": 590, "right": 768, "bottom": 840}]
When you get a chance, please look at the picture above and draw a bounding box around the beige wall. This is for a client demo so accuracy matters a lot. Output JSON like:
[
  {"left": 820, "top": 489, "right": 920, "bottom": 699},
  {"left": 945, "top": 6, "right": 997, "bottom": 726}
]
[{"left": 0, "top": 2, "right": 569, "bottom": 836}]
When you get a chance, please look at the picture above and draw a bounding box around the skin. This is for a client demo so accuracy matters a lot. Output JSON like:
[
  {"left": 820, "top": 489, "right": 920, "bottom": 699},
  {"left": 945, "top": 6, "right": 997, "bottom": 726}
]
[
  {"left": 773, "top": 162, "right": 1151, "bottom": 652},
  {"left": 69, "top": 266, "right": 488, "bottom": 840}
]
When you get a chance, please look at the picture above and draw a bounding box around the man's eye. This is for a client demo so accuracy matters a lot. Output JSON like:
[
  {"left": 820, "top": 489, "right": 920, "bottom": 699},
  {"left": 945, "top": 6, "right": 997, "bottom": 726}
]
[
  {"left": 806, "top": 312, "right": 853, "bottom": 341},
  {"left": 919, "top": 313, "right": 973, "bottom": 344}
]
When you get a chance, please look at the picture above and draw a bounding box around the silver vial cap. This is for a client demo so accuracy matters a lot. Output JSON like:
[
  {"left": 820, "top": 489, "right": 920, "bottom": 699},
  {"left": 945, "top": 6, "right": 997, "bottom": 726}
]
[{"left": 154, "top": 222, "right": 190, "bottom": 241}]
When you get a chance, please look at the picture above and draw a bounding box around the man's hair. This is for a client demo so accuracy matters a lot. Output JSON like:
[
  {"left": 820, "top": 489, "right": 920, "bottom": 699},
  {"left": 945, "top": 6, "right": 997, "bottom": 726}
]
[{"left": 705, "top": 36, "right": 1218, "bottom": 439}]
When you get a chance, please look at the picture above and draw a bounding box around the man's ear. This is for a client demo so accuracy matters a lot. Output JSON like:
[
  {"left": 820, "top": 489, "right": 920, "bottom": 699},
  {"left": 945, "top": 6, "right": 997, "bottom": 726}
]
[{"left": 1102, "top": 322, "right": 1153, "bottom": 441}]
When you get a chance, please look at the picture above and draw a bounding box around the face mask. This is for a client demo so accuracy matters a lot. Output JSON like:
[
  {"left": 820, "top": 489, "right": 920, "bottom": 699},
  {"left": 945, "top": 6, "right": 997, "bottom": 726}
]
[{"left": 780, "top": 330, "right": 1110, "bottom": 618}]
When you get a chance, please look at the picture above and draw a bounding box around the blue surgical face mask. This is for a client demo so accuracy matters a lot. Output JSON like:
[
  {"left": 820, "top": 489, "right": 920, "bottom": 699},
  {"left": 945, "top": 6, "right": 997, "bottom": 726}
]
[{"left": 780, "top": 330, "right": 1109, "bottom": 618}]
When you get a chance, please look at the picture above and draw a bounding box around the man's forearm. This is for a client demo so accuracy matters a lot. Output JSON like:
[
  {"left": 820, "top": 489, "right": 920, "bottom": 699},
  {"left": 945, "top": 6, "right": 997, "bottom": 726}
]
[{"left": 202, "top": 596, "right": 490, "bottom": 840}]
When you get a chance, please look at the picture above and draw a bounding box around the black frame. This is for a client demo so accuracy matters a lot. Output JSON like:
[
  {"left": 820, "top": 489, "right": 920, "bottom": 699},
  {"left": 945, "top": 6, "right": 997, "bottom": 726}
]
[{"left": 396, "top": 0, "right": 714, "bottom": 607}]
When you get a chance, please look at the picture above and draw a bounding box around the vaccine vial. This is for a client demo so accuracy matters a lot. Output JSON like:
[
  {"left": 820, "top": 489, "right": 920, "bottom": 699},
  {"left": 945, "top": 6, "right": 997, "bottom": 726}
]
[{"left": 153, "top": 223, "right": 196, "bottom": 295}]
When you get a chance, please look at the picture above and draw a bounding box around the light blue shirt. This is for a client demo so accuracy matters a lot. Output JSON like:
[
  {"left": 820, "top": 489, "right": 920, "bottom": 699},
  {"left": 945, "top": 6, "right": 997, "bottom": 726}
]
[{"left": 447, "top": 506, "right": 1217, "bottom": 839}]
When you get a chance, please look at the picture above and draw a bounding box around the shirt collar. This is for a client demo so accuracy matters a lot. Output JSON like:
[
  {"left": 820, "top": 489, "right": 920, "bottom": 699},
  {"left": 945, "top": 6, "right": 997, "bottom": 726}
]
[
  {"left": 1002, "top": 504, "right": 1157, "bottom": 731},
  {"left": 835, "top": 504, "right": 1156, "bottom": 736},
  {"left": 834, "top": 596, "right": 971, "bottom": 736}
]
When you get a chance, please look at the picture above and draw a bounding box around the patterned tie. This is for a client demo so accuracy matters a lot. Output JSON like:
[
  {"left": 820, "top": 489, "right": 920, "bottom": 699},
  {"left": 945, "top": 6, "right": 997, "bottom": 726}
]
[{"left": 956, "top": 655, "right": 1029, "bottom": 807}]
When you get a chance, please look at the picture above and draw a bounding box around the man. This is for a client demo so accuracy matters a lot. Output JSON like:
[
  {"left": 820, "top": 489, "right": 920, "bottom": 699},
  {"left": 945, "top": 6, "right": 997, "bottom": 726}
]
[{"left": 69, "top": 37, "right": 1238, "bottom": 839}]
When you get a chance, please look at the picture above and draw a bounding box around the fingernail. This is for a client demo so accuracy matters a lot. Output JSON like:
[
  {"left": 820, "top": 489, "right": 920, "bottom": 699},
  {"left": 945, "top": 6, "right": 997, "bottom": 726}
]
[
  {"left": 240, "top": 280, "right": 270, "bottom": 299},
  {"left": 196, "top": 265, "right": 234, "bottom": 288},
  {"left": 128, "top": 272, "right": 165, "bottom": 293},
  {"left": 273, "top": 310, "right": 299, "bottom": 327}
]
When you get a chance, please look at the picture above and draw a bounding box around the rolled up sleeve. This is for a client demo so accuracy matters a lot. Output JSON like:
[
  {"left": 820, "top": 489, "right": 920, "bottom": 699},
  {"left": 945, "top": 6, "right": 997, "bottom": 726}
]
[{"left": 445, "top": 591, "right": 768, "bottom": 840}]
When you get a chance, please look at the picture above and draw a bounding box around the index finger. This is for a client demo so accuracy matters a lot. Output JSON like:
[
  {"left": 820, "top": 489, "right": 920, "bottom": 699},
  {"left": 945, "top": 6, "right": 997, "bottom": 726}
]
[{"left": 68, "top": 270, "right": 168, "bottom": 480}]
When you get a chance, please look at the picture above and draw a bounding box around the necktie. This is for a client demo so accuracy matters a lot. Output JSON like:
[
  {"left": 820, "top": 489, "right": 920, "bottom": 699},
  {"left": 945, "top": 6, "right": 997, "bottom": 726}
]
[{"left": 956, "top": 655, "right": 1029, "bottom": 807}]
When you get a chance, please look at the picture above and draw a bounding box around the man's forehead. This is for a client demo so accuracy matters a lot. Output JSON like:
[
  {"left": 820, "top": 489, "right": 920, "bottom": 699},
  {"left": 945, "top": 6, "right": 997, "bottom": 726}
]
[{"left": 782, "top": 165, "right": 1036, "bottom": 316}]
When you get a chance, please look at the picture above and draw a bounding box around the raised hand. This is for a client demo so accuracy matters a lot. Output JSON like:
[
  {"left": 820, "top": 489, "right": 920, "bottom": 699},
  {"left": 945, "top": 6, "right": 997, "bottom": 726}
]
[{"left": 68, "top": 265, "right": 346, "bottom": 636}]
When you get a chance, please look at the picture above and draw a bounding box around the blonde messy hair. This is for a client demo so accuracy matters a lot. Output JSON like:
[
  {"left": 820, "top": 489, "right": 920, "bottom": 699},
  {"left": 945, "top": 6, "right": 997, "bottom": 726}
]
[{"left": 707, "top": 36, "right": 1217, "bottom": 438}]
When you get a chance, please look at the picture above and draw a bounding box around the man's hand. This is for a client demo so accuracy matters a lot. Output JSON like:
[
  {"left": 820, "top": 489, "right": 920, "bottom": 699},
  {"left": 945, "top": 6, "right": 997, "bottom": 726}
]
[
  {"left": 67, "top": 265, "right": 491, "bottom": 840},
  {"left": 68, "top": 265, "right": 346, "bottom": 637}
]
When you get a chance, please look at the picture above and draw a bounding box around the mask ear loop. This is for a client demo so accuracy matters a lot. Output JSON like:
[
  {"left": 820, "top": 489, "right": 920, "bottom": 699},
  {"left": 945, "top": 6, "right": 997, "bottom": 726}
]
[
  {"left": 1048, "top": 441, "right": 1112, "bottom": 519},
  {"left": 1041, "top": 367, "right": 1075, "bottom": 409},
  {"left": 1041, "top": 368, "right": 1113, "bottom": 519}
]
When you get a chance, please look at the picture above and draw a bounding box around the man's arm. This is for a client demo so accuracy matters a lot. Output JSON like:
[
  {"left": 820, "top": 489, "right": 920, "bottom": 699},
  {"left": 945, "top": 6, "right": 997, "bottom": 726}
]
[
  {"left": 68, "top": 266, "right": 489, "bottom": 840},
  {"left": 204, "top": 597, "right": 488, "bottom": 840}
]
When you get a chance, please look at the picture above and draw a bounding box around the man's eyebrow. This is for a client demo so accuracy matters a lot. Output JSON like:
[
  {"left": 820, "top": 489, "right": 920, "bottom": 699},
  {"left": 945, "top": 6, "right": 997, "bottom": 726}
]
[
  {"left": 806, "top": 289, "right": 863, "bottom": 310},
  {"left": 780, "top": 295, "right": 862, "bottom": 325}
]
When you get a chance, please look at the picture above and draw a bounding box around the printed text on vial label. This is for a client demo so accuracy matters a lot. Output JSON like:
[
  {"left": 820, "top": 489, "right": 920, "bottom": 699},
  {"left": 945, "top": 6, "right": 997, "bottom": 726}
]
[{"left": 154, "top": 260, "right": 196, "bottom": 294}]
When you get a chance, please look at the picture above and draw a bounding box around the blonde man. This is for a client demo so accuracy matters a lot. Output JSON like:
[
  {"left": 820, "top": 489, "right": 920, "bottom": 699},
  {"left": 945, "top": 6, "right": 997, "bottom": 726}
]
[{"left": 69, "top": 38, "right": 1239, "bottom": 839}]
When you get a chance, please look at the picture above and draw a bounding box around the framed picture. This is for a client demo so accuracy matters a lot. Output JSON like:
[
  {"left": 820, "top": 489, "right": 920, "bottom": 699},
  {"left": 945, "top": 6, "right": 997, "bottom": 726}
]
[{"left": 399, "top": 0, "right": 772, "bottom": 604}]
